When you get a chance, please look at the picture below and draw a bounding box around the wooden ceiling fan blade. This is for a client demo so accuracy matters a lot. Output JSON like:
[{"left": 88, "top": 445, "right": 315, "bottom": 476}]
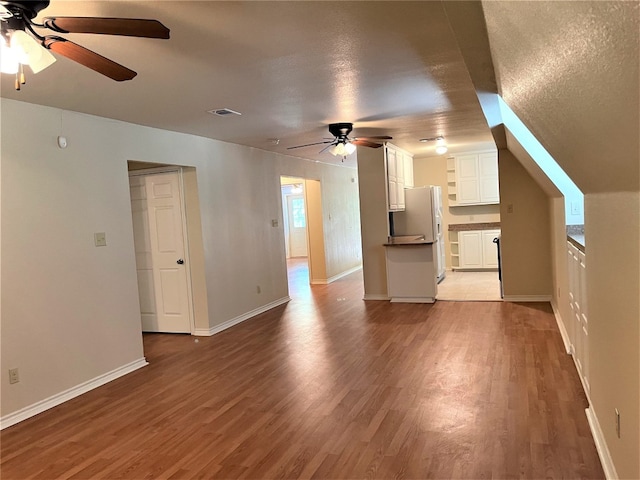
[
  {"left": 354, "top": 135, "right": 393, "bottom": 140},
  {"left": 44, "top": 17, "right": 170, "bottom": 39},
  {"left": 352, "top": 139, "right": 383, "bottom": 148},
  {"left": 287, "top": 140, "right": 333, "bottom": 150},
  {"left": 44, "top": 37, "right": 137, "bottom": 81}
]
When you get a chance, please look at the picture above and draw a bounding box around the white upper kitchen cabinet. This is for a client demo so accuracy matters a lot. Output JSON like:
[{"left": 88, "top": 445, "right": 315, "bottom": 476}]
[
  {"left": 385, "top": 143, "right": 413, "bottom": 212},
  {"left": 403, "top": 151, "right": 414, "bottom": 188},
  {"left": 454, "top": 151, "right": 499, "bottom": 205}
]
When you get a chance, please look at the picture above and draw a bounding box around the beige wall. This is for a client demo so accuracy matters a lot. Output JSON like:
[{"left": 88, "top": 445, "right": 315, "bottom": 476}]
[
  {"left": 0, "top": 98, "right": 362, "bottom": 418},
  {"left": 497, "top": 149, "right": 552, "bottom": 298},
  {"left": 182, "top": 167, "right": 210, "bottom": 331},
  {"left": 413, "top": 153, "right": 500, "bottom": 269},
  {"left": 585, "top": 192, "right": 640, "bottom": 478},
  {"left": 305, "top": 179, "right": 327, "bottom": 283}
]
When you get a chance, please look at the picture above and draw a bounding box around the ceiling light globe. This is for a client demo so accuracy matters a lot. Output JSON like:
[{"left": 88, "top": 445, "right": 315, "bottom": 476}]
[
  {"left": 345, "top": 142, "right": 356, "bottom": 155},
  {"left": 435, "top": 145, "right": 448, "bottom": 155},
  {"left": 333, "top": 143, "right": 346, "bottom": 156},
  {"left": 0, "top": 38, "right": 19, "bottom": 74}
]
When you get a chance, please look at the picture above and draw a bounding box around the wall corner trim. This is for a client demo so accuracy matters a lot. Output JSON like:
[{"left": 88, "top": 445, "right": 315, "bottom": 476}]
[
  {"left": 550, "top": 300, "right": 572, "bottom": 354},
  {"left": 194, "top": 296, "right": 291, "bottom": 337},
  {"left": 0, "top": 358, "right": 148, "bottom": 430},
  {"left": 586, "top": 407, "right": 619, "bottom": 480}
]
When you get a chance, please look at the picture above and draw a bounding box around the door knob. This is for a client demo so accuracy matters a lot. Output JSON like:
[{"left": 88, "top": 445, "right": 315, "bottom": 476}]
[{"left": 177, "top": 258, "right": 184, "bottom": 265}]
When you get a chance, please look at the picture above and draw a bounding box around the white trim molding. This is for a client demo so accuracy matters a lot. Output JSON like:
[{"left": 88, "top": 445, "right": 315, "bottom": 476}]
[
  {"left": 310, "top": 265, "right": 362, "bottom": 285},
  {"left": 586, "top": 408, "right": 618, "bottom": 479},
  {"left": 194, "top": 296, "right": 290, "bottom": 336},
  {"left": 502, "top": 295, "right": 552, "bottom": 302},
  {"left": 0, "top": 358, "right": 148, "bottom": 430},
  {"left": 363, "top": 294, "right": 390, "bottom": 301},
  {"left": 390, "top": 297, "right": 435, "bottom": 304}
]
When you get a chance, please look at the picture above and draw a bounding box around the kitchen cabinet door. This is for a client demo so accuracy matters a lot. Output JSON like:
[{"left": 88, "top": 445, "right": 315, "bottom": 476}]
[
  {"left": 454, "top": 152, "right": 499, "bottom": 205},
  {"left": 456, "top": 154, "right": 481, "bottom": 204},
  {"left": 459, "top": 231, "right": 483, "bottom": 269},
  {"left": 568, "top": 242, "right": 589, "bottom": 395},
  {"left": 454, "top": 228, "right": 501, "bottom": 270},
  {"left": 481, "top": 230, "right": 500, "bottom": 268},
  {"left": 479, "top": 153, "right": 500, "bottom": 203},
  {"left": 403, "top": 152, "right": 414, "bottom": 188},
  {"left": 385, "top": 144, "right": 408, "bottom": 211},
  {"left": 395, "top": 148, "right": 405, "bottom": 209},
  {"left": 386, "top": 146, "right": 399, "bottom": 211}
]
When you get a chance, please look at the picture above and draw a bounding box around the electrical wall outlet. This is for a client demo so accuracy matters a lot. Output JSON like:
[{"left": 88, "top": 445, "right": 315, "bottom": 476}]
[
  {"left": 9, "top": 368, "right": 19, "bottom": 384},
  {"left": 507, "top": 204, "right": 514, "bottom": 214}
]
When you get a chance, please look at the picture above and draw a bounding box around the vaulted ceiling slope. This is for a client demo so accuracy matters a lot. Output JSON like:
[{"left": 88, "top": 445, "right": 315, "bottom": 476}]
[
  {"left": 482, "top": 1, "right": 640, "bottom": 194},
  {"left": 0, "top": 1, "right": 498, "bottom": 167}
]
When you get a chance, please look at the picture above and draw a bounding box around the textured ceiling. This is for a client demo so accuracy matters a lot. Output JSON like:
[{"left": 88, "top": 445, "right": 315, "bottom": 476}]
[
  {"left": 0, "top": 1, "right": 496, "bottom": 167},
  {"left": 483, "top": 0, "right": 639, "bottom": 193}
]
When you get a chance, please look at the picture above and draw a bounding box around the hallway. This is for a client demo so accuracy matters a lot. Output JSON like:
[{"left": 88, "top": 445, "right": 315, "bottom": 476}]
[{"left": 1, "top": 270, "right": 603, "bottom": 479}]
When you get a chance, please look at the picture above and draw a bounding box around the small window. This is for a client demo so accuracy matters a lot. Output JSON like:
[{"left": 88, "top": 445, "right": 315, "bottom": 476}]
[{"left": 291, "top": 198, "right": 306, "bottom": 228}]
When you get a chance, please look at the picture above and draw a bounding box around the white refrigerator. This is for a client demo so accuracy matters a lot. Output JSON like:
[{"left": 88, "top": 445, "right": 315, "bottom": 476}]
[{"left": 393, "top": 185, "right": 446, "bottom": 282}]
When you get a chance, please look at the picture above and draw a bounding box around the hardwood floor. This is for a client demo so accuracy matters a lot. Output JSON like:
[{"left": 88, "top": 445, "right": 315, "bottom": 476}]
[{"left": 1, "top": 268, "right": 604, "bottom": 479}]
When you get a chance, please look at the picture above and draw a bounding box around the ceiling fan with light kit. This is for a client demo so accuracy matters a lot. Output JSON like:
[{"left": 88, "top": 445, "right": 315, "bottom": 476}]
[
  {"left": 0, "top": 0, "right": 170, "bottom": 90},
  {"left": 288, "top": 123, "right": 392, "bottom": 160}
]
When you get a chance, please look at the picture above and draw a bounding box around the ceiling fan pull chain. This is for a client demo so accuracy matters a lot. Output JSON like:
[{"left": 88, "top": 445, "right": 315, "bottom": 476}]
[{"left": 19, "top": 63, "right": 25, "bottom": 85}]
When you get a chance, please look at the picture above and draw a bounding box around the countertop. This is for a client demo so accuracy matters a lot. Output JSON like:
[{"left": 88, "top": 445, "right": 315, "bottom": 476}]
[
  {"left": 448, "top": 222, "right": 501, "bottom": 232},
  {"left": 567, "top": 225, "right": 585, "bottom": 251},
  {"left": 568, "top": 234, "right": 585, "bottom": 251},
  {"left": 384, "top": 235, "right": 433, "bottom": 246}
]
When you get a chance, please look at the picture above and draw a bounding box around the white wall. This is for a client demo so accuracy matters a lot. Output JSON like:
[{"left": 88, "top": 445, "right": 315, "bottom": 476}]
[
  {"left": 585, "top": 192, "right": 640, "bottom": 478},
  {"left": 1, "top": 99, "right": 362, "bottom": 419}
]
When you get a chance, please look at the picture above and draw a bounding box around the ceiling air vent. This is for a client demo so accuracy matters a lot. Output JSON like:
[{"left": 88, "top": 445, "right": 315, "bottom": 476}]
[{"left": 207, "top": 108, "right": 242, "bottom": 117}]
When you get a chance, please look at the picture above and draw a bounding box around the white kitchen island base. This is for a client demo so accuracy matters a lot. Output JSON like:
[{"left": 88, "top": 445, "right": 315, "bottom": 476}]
[{"left": 384, "top": 243, "right": 437, "bottom": 303}]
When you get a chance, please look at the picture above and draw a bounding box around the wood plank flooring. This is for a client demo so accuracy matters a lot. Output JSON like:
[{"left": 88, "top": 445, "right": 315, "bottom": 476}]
[{"left": 1, "top": 265, "right": 604, "bottom": 479}]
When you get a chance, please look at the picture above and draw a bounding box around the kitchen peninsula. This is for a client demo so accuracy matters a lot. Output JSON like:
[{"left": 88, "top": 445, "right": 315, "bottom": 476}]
[{"left": 384, "top": 235, "right": 437, "bottom": 303}]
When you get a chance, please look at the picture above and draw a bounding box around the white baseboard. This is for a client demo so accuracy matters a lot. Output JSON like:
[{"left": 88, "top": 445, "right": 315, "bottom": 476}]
[
  {"left": 194, "top": 296, "right": 290, "bottom": 336},
  {"left": 390, "top": 297, "right": 435, "bottom": 303},
  {"left": 586, "top": 407, "right": 618, "bottom": 479},
  {"left": 502, "top": 295, "right": 552, "bottom": 302},
  {"left": 363, "top": 294, "right": 390, "bottom": 301},
  {"left": 310, "top": 265, "right": 362, "bottom": 285},
  {"left": 0, "top": 357, "right": 148, "bottom": 430},
  {"left": 551, "top": 300, "right": 572, "bottom": 354}
]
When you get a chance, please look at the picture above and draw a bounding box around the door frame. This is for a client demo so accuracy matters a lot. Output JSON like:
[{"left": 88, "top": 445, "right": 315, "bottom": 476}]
[
  {"left": 279, "top": 176, "right": 327, "bottom": 286},
  {"left": 128, "top": 166, "right": 196, "bottom": 335}
]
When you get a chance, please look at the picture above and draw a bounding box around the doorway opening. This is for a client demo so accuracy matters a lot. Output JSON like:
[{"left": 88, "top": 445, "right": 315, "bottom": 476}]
[
  {"left": 280, "top": 176, "right": 327, "bottom": 297},
  {"left": 127, "top": 161, "right": 209, "bottom": 335},
  {"left": 437, "top": 227, "right": 502, "bottom": 301}
]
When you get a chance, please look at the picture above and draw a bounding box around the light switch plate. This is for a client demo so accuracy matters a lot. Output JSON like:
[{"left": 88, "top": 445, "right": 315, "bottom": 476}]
[{"left": 94, "top": 232, "right": 107, "bottom": 247}]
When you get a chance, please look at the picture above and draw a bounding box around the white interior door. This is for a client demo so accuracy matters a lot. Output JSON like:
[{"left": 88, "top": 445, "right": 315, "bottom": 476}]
[
  {"left": 129, "top": 176, "right": 157, "bottom": 329},
  {"left": 130, "top": 171, "right": 192, "bottom": 333},
  {"left": 287, "top": 194, "right": 308, "bottom": 257}
]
